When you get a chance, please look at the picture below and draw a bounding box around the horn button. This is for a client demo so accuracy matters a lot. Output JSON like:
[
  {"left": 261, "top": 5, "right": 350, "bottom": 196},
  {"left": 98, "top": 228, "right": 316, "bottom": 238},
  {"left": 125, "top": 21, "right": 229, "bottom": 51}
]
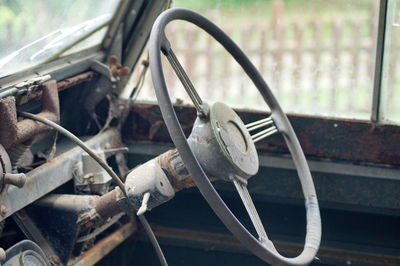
[{"left": 188, "top": 102, "right": 259, "bottom": 180}]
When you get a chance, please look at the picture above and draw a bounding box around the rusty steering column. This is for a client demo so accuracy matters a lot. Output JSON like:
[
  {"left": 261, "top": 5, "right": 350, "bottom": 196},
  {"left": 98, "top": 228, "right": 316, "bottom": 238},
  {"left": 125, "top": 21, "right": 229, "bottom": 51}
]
[{"left": 94, "top": 149, "right": 195, "bottom": 220}]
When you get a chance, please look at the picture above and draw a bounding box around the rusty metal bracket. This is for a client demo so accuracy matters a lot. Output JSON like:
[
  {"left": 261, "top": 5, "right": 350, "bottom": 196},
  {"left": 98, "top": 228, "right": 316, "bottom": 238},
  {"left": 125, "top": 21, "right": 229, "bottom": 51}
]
[
  {"left": 0, "top": 129, "right": 121, "bottom": 221},
  {"left": 69, "top": 220, "right": 137, "bottom": 266},
  {"left": 84, "top": 57, "right": 130, "bottom": 113},
  {"left": 0, "top": 80, "right": 60, "bottom": 149},
  {"left": 0, "top": 75, "right": 51, "bottom": 100}
]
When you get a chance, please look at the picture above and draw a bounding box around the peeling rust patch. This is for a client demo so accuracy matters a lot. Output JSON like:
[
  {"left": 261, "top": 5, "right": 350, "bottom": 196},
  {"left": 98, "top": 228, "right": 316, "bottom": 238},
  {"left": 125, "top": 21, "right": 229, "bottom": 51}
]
[
  {"left": 0, "top": 80, "right": 60, "bottom": 149},
  {"left": 25, "top": 71, "right": 96, "bottom": 103},
  {"left": 70, "top": 220, "right": 137, "bottom": 266},
  {"left": 124, "top": 103, "right": 400, "bottom": 166},
  {"left": 57, "top": 71, "right": 96, "bottom": 92},
  {"left": 157, "top": 149, "right": 195, "bottom": 191},
  {"left": 94, "top": 189, "right": 123, "bottom": 220}
]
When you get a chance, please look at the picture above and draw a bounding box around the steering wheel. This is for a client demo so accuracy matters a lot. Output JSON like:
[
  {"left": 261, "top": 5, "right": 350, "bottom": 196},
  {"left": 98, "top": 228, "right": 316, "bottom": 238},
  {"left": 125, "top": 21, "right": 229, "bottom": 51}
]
[{"left": 149, "top": 8, "right": 321, "bottom": 266}]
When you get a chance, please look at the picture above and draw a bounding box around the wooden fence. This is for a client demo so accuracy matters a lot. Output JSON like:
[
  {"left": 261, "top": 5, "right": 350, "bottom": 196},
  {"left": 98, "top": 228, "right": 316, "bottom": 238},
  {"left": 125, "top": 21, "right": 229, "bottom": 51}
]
[{"left": 133, "top": 1, "right": 399, "bottom": 120}]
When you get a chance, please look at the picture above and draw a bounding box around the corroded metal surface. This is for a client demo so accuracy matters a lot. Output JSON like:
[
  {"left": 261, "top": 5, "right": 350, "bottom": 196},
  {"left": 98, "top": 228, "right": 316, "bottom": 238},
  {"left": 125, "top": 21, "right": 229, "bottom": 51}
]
[
  {"left": 0, "top": 80, "right": 60, "bottom": 149},
  {"left": 0, "top": 129, "right": 121, "bottom": 221},
  {"left": 56, "top": 71, "right": 96, "bottom": 92},
  {"left": 92, "top": 147, "right": 196, "bottom": 222},
  {"left": 25, "top": 72, "right": 96, "bottom": 103},
  {"left": 125, "top": 103, "right": 400, "bottom": 166},
  {"left": 157, "top": 149, "right": 195, "bottom": 191},
  {"left": 70, "top": 220, "right": 137, "bottom": 266},
  {"left": 94, "top": 188, "right": 123, "bottom": 220}
]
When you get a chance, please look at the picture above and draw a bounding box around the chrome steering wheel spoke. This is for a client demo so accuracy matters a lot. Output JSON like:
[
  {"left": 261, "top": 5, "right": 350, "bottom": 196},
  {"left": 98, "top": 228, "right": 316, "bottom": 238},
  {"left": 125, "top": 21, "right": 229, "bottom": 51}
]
[
  {"left": 245, "top": 116, "right": 278, "bottom": 143},
  {"left": 165, "top": 47, "right": 206, "bottom": 116},
  {"left": 232, "top": 177, "right": 277, "bottom": 251}
]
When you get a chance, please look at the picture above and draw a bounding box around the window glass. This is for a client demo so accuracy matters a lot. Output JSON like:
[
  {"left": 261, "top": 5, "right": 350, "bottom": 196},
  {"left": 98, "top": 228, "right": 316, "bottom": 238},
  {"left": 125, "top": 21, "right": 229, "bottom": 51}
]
[
  {"left": 381, "top": 0, "right": 400, "bottom": 122},
  {"left": 130, "top": 0, "right": 379, "bottom": 119},
  {"left": 0, "top": 0, "right": 120, "bottom": 78}
]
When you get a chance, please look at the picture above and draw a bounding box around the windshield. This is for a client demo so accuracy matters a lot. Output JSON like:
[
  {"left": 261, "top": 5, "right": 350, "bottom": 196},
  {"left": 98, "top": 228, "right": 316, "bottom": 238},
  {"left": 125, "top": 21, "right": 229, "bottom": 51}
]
[
  {"left": 0, "top": 0, "right": 121, "bottom": 78},
  {"left": 130, "top": 0, "right": 379, "bottom": 120}
]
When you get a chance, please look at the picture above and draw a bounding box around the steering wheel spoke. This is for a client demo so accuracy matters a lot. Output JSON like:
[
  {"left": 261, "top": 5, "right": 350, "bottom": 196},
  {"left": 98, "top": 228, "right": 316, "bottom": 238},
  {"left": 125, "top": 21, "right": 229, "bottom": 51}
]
[
  {"left": 232, "top": 177, "right": 277, "bottom": 250},
  {"left": 246, "top": 117, "right": 278, "bottom": 143},
  {"left": 165, "top": 48, "right": 206, "bottom": 116}
]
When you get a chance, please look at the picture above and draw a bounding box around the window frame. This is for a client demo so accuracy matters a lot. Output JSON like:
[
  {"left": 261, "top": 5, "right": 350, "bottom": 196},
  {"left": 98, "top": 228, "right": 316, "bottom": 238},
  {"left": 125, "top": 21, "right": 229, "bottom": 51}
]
[{"left": 372, "top": 0, "right": 389, "bottom": 122}]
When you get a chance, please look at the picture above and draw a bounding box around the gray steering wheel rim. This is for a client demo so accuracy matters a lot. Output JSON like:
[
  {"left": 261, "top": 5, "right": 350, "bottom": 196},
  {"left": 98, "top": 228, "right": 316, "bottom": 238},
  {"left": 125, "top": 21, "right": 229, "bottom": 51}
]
[{"left": 149, "top": 8, "right": 321, "bottom": 266}]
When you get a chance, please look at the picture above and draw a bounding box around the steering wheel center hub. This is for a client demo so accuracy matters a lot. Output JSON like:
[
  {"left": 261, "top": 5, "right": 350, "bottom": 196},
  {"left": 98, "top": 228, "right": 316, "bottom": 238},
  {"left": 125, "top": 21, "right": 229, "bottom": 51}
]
[
  {"left": 210, "top": 102, "right": 259, "bottom": 178},
  {"left": 224, "top": 120, "right": 247, "bottom": 153},
  {"left": 188, "top": 102, "right": 259, "bottom": 179}
]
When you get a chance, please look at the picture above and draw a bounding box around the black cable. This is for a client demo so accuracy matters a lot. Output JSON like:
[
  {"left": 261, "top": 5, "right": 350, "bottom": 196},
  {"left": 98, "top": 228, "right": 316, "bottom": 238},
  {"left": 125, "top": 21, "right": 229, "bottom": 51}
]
[{"left": 18, "top": 111, "right": 168, "bottom": 265}]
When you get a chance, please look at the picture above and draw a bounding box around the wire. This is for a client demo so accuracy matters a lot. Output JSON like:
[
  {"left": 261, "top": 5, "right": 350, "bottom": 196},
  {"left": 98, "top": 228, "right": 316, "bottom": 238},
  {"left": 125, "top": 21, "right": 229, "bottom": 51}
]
[
  {"left": 19, "top": 111, "right": 169, "bottom": 265},
  {"left": 118, "top": 55, "right": 150, "bottom": 130},
  {"left": 125, "top": 54, "right": 168, "bottom": 266},
  {"left": 17, "top": 111, "right": 128, "bottom": 198},
  {"left": 129, "top": 55, "right": 150, "bottom": 101},
  {"left": 138, "top": 215, "right": 168, "bottom": 266}
]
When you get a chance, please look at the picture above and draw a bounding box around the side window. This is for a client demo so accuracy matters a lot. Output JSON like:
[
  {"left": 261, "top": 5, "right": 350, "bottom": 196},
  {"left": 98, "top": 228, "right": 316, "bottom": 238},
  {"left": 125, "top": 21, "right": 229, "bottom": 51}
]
[
  {"left": 0, "top": 0, "right": 120, "bottom": 77},
  {"left": 381, "top": 0, "right": 400, "bottom": 122},
  {"left": 128, "top": 0, "right": 380, "bottom": 120}
]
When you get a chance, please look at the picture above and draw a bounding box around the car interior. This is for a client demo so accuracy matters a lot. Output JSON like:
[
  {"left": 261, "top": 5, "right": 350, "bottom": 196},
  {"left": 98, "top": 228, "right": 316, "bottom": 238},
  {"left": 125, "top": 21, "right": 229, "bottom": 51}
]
[{"left": 0, "top": 0, "right": 398, "bottom": 265}]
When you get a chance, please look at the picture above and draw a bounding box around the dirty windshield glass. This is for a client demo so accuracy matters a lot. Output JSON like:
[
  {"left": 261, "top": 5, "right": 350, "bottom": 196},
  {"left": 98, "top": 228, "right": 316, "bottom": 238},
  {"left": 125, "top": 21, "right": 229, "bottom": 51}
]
[
  {"left": 130, "top": 0, "right": 379, "bottom": 120},
  {"left": 0, "top": 0, "right": 120, "bottom": 78}
]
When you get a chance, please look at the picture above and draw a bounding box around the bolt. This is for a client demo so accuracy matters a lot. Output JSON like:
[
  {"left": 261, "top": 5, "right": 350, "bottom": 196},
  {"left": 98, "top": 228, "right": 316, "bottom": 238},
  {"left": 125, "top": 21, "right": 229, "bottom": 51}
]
[
  {"left": 4, "top": 173, "right": 26, "bottom": 188},
  {"left": 0, "top": 205, "right": 6, "bottom": 217}
]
